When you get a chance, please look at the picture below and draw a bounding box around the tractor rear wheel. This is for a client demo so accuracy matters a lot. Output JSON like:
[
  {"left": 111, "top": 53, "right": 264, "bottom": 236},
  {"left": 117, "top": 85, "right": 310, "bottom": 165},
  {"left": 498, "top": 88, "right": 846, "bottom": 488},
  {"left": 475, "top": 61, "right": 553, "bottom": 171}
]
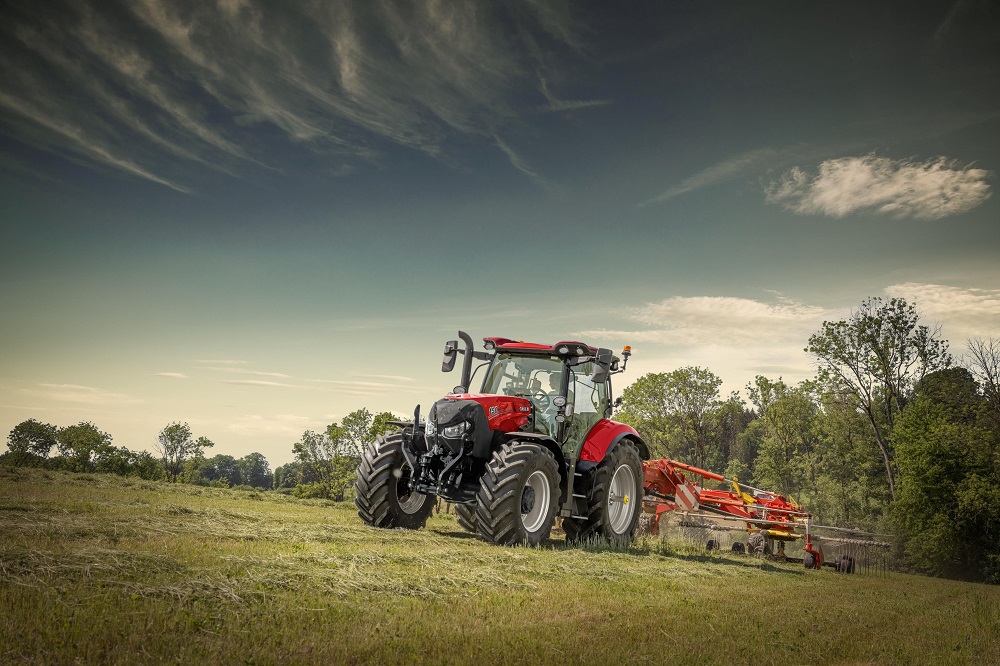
[
  {"left": 475, "top": 441, "right": 559, "bottom": 546},
  {"left": 564, "top": 440, "right": 643, "bottom": 545},
  {"left": 455, "top": 504, "right": 477, "bottom": 532},
  {"left": 355, "top": 433, "right": 435, "bottom": 529}
]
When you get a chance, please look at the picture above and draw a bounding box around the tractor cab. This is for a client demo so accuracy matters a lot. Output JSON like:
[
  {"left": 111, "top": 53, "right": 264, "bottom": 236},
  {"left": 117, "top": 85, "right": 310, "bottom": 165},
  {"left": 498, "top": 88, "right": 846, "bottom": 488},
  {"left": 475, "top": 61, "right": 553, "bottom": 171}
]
[{"left": 477, "top": 343, "right": 616, "bottom": 460}]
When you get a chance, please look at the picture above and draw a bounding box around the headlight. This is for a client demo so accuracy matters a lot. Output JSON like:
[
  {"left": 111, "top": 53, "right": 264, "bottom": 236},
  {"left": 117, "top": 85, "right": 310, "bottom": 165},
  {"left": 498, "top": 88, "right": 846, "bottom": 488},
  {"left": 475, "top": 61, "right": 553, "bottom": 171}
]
[{"left": 442, "top": 421, "right": 468, "bottom": 438}]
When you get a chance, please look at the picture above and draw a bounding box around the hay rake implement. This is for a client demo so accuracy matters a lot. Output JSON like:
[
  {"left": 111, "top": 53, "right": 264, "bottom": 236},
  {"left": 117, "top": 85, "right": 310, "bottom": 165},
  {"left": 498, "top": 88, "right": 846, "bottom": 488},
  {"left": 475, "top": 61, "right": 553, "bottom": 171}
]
[{"left": 640, "top": 458, "right": 891, "bottom": 574}]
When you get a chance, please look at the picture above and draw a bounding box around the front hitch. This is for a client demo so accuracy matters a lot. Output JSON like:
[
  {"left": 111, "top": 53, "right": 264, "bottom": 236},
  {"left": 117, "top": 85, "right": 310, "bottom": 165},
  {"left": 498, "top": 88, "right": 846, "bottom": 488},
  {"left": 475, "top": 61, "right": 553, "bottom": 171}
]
[{"left": 399, "top": 404, "right": 421, "bottom": 488}]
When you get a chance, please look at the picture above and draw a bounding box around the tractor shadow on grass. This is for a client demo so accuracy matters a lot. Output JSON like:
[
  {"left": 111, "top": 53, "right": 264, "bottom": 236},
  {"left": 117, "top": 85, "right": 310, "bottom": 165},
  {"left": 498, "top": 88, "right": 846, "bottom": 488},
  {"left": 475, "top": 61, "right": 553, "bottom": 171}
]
[
  {"left": 567, "top": 537, "right": 806, "bottom": 576},
  {"left": 647, "top": 551, "right": 804, "bottom": 575},
  {"left": 432, "top": 529, "right": 482, "bottom": 541}
]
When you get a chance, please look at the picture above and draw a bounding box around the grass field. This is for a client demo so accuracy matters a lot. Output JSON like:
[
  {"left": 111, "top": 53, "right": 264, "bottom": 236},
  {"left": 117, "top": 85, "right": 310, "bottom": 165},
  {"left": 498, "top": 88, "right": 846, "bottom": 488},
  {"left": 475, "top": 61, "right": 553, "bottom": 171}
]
[{"left": 1, "top": 466, "right": 997, "bottom": 665}]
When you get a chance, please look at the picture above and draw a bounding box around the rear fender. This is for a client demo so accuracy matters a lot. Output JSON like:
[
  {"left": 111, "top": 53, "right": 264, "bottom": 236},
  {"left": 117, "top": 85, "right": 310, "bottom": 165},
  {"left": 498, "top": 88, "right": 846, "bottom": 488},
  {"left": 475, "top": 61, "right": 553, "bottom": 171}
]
[{"left": 578, "top": 420, "right": 649, "bottom": 471}]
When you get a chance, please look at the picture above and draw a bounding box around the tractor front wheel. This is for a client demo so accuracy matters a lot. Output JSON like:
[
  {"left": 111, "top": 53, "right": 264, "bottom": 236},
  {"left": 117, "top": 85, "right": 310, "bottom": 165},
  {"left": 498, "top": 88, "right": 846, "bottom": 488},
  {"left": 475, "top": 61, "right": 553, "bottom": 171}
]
[
  {"left": 476, "top": 441, "right": 559, "bottom": 546},
  {"left": 455, "top": 504, "right": 477, "bottom": 532},
  {"left": 355, "top": 433, "right": 435, "bottom": 529},
  {"left": 564, "top": 439, "right": 643, "bottom": 545}
]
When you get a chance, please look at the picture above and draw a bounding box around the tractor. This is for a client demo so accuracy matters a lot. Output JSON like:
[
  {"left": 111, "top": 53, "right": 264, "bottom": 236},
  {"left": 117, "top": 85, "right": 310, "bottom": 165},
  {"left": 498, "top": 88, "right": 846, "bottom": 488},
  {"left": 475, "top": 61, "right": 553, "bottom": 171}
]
[{"left": 354, "top": 331, "right": 650, "bottom": 546}]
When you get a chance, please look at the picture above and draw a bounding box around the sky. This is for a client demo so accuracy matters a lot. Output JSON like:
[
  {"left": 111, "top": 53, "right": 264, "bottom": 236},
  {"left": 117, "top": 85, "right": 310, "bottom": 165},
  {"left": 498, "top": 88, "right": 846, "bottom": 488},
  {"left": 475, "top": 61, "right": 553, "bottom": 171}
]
[{"left": 2, "top": 1, "right": 999, "bottom": 467}]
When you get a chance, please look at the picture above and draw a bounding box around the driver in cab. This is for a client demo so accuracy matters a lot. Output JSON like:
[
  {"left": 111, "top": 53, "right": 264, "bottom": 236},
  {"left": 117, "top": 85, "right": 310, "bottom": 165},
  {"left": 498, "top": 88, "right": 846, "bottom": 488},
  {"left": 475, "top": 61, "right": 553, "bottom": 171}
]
[{"left": 537, "top": 372, "right": 571, "bottom": 438}]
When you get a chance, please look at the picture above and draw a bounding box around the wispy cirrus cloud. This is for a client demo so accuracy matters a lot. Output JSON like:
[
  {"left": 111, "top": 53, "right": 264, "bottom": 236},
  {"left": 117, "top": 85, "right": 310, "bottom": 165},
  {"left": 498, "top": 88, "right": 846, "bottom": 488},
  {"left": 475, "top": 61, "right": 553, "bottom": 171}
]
[
  {"left": 225, "top": 413, "right": 320, "bottom": 438},
  {"left": 153, "top": 372, "right": 187, "bottom": 379},
  {"left": 538, "top": 76, "right": 611, "bottom": 112},
  {"left": 221, "top": 379, "right": 296, "bottom": 388},
  {"left": 351, "top": 373, "right": 415, "bottom": 383},
  {"left": 306, "top": 378, "right": 430, "bottom": 396},
  {"left": 765, "top": 154, "right": 992, "bottom": 220},
  {"left": 639, "top": 148, "right": 781, "bottom": 207},
  {"left": 22, "top": 383, "right": 143, "bottom": 405},
  {"left": 0, "top": 0, "right": 589, "bottom": 191},
  {"left": 206, "top": 367, "right": 290, "bottom": 378}
]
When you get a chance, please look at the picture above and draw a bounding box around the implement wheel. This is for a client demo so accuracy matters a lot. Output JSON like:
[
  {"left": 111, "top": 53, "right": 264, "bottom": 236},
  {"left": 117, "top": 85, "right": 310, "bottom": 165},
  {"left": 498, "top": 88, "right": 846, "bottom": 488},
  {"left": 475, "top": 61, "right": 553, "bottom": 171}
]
[
  {"left": 455, "top": 504, "right": 477, "bottom": 533},
  {"left": 355, "top": 433, "right": 435, "bottom": 529},
  {"left": 564, "top": 440, "right": 643, "bottom": 545},
  {"left": 748, "top": 533, "right": 771, "bottom": 556},
  {"left": 476, "top": 441, "right": 559, "bottom": 546}
]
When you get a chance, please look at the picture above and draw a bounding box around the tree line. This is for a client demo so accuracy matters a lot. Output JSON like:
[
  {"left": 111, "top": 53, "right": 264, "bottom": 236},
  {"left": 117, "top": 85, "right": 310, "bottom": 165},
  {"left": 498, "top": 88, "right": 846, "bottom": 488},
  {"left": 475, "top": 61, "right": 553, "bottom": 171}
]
[
  {"left": 615, "top": 297, "right": 999, "bottom": 583},
  {"left": 2, "top": 419, "right": 274, "bottom": 490},
  {"left": 3, "top": 409, "right": 396, "bottom": 497}
]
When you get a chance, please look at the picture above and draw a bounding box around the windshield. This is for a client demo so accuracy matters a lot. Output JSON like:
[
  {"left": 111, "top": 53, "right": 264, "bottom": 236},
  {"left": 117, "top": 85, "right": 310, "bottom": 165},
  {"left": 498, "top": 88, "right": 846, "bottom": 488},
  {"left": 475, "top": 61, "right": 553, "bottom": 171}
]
[{"left": 482, "top": 354, "right": 563, "bottom": 397}]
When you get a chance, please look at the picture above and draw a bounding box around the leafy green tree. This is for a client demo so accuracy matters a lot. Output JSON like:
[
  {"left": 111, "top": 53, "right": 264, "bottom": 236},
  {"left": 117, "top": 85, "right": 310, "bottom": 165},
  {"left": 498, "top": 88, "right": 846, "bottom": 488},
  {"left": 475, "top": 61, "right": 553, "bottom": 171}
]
[
  {"left": 292, "top": 408, "right": 400, "bottom": 500},
  {"left": 967, "top": 337, "right": 1000, "bottom": 438},
  {"left": 56, "top": 422, "right": 112, "bottom": 472},
  {"left": 893, "top": 368, "right": 1000, "bottom": 582},
  {"left": 806, "top": 296, "right": 952, "bottom": 501},
  {"left": 273, "top": 461, "right": 304, "bottom": 489},
  {"left": 6, "top": 419, "right": 58, "bottom": 466},
  {"left": 618, "top": 367, "right": 723, "bottom": 469},
  {"left": 712, "top": 393, "right": 755, "bottom": 471},
  {"left": 814, "top": 387, "right": 888, "bottom": 528},
  {"left": 155, "top": 422, "right": 214, "bottom": 482},
  {"left": 292, "top": 429, "right": 342, "bottom": 498},
  {"left": 615, "top": 373, "right": 676, "bottom": 459},
  {"left": 746, "top": 377, "right": 822, "bottom": 505},
  {"left": 93, "top": 445, "right": 138, "bottom": 476},
  {"left": 239, "top": 452, "right": 272, "bottom": 488},
  {"left": 208, "top": 454, "right": 242, "bottom": 486},
  {"left": 130, "top": 451, "right": 166, "bottom": 480}
]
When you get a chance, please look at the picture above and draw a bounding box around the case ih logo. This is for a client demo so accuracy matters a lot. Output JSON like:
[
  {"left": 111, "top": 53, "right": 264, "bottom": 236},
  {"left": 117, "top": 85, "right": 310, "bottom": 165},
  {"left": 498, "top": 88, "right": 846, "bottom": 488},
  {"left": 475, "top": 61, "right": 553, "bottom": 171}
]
[{"left": 489, "top": 406, "right": 499, "bottom": 416}]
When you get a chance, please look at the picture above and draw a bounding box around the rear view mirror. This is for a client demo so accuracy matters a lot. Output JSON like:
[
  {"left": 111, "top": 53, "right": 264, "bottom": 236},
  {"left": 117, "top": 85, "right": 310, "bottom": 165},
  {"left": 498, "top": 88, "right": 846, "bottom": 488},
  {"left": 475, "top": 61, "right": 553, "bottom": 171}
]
[
  {"left": 442, "top": 340, "right": 458, "bottom": 372},
  {"left": 591, "top": 348, "right": 613, "bottom": 384}
]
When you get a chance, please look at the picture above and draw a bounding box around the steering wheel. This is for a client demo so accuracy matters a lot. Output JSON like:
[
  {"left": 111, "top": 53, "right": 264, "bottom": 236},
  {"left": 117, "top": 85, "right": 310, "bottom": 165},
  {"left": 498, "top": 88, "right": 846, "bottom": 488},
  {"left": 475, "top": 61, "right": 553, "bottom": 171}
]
[{"left": 531, "top": 389, "right": 552, "bottom": 409}]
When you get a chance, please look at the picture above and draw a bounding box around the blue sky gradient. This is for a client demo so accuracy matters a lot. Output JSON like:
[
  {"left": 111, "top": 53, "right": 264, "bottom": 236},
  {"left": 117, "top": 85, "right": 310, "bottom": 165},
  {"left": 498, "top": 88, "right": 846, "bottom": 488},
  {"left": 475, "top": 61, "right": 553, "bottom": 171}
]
[{"left": 2, "top": 1, "right": 999, "bottom": 465}]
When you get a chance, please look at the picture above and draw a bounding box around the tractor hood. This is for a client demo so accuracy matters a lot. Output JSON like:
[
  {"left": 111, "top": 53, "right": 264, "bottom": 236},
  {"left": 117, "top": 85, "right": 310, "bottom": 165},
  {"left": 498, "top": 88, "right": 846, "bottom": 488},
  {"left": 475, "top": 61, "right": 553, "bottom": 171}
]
[
  {"left": 426, "top": 394, "right": 532, "bottom": 458},
  {"left": 445, "top": 394, "right": 532, "bottom": 432}
]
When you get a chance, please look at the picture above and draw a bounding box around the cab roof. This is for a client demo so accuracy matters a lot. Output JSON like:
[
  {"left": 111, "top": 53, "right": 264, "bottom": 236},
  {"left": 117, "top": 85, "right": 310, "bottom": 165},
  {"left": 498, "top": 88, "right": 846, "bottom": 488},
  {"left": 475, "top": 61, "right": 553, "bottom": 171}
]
[{"left": 483, "top": 337, "right": 599, "bottom": 356}]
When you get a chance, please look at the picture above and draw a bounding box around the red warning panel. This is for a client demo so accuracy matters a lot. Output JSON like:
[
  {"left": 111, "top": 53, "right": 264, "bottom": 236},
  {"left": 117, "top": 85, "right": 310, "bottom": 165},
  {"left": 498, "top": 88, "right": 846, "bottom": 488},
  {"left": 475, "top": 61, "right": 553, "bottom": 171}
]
[{"left": 675, "top": 482, "right": 699, "bottom": 511}]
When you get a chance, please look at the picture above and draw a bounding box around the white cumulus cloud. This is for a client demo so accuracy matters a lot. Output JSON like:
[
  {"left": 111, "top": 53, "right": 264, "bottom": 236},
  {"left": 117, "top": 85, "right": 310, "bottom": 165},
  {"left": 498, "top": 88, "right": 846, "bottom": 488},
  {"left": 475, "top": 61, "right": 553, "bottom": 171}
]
[
  {"left": 577, "top": 295, "right": 835, "bottom": 396},
  {"left": 581, "top": 296, "right": 829, "bottom": 347},
  {"left": 885, "top": 282, "right": 1000, "bottom": 340},
  {"left": 765, "top": 154, "right": 992, "bottom": 220}
]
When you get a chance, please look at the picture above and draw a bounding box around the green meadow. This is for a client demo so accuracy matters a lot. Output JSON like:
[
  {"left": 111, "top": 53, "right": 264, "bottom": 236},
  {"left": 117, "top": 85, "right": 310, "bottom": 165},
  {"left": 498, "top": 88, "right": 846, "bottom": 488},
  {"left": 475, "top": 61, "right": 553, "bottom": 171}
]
[{"left": 1, "top": 466, "right": 996, "bottom": 665}]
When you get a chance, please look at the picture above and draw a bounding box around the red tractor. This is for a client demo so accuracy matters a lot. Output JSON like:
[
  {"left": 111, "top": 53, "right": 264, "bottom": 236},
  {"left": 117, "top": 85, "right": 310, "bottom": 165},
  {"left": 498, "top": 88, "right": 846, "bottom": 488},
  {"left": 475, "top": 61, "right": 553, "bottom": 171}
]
[{"left": 355, "top": 331, "right": 650, "bottom": 546}]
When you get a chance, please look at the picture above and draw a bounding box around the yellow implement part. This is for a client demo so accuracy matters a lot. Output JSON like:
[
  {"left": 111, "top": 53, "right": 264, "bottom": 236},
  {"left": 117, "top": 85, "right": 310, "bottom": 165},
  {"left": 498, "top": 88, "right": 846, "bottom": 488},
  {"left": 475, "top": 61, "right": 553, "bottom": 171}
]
[{"left": 732, "top": 475, "right": 755, "bottom": 505}]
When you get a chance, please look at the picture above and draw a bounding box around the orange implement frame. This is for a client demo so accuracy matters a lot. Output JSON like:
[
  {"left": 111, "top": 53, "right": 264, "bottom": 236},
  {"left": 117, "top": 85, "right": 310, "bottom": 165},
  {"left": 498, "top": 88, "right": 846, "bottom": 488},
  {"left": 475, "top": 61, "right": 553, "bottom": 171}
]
[{"left": 641, "top": 458, "right": 824, "bottom": 568}]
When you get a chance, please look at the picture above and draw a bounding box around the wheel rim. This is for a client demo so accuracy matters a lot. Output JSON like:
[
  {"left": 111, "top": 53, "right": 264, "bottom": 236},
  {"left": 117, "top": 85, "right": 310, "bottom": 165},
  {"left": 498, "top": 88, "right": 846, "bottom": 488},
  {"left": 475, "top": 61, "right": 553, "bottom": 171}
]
[
  {"left": 520, "top": 469, "right": 550, "bottom": 533},
  {"left": 395, "top": 465, "right": 424, "bottom": 514},
  {"left": 607, "top": 464, "right": 637, "bottom": 534}
]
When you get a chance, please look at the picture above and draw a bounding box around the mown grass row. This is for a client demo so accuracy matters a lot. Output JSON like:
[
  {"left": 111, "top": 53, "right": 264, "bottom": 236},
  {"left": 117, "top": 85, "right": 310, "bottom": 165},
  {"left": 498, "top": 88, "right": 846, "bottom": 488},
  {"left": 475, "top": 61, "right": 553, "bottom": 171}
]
[{"left": 1, "top": 466, "right": 997, "bottom": 664}]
